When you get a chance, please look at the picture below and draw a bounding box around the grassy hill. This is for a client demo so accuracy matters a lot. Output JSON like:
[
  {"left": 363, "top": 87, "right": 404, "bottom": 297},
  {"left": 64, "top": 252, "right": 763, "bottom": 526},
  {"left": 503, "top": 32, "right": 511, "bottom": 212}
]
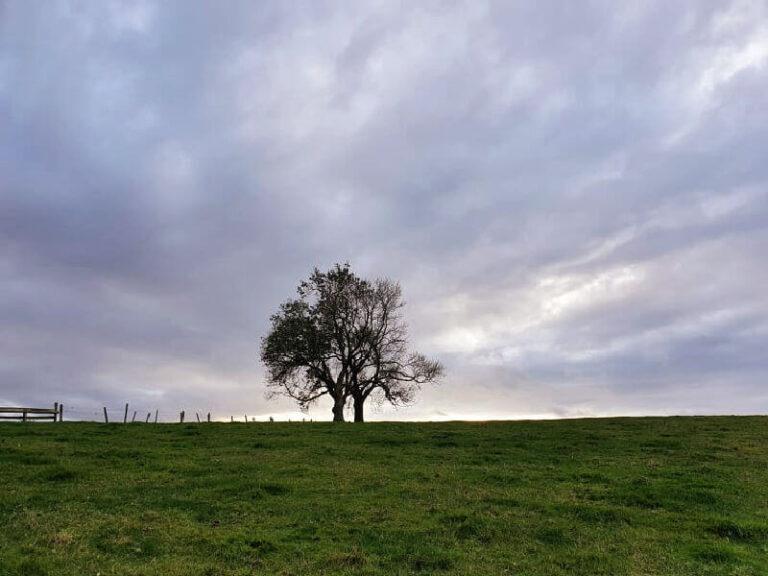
[{"left": 1, "top": 417, "right": 767, "bottom": 575}]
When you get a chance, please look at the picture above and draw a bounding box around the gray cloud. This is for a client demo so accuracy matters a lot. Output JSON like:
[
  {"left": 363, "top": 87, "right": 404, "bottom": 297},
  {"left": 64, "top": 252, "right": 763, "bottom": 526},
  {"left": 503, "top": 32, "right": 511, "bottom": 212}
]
[{"left": 1, "top": 0, "right": 766, "bottom": 420}]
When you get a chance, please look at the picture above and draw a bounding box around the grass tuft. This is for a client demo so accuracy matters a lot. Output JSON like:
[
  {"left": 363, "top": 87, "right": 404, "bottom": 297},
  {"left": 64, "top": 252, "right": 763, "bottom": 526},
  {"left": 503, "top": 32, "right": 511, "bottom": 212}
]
[{"left": 707, "top": 519, "right": 768, "bottom": 542}]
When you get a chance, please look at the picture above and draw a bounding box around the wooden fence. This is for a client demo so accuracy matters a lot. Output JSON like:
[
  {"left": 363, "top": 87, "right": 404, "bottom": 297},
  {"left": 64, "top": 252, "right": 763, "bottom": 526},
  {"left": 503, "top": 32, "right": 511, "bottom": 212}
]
[
  {"left": 0, "top": 403, "right": 63, "bottom": 422},
  {"left": 0, "top": 402, "right": 306, "bottom": 423}
]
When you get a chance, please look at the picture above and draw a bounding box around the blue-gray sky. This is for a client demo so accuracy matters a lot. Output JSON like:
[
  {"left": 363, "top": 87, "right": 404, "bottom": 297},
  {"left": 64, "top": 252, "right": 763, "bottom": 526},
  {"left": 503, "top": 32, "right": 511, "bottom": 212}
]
[{"left": 1, "top": 1, "right": 767, "bottom": 421}]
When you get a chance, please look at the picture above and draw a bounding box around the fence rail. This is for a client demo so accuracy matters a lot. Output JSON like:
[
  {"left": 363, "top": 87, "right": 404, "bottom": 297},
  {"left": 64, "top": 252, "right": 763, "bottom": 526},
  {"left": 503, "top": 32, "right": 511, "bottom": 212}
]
[
  {"left": 0, "top": 403, "right": 63, "bottom": 422},
  {"left": 0, "top": 403, "right": 309, "bottom": 423}
]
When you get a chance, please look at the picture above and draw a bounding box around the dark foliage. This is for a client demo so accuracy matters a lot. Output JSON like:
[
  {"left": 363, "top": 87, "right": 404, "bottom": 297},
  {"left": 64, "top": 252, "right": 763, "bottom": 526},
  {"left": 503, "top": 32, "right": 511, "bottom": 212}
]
[{"left": 261, "top": 264, "right": 443, "bottom": 421}]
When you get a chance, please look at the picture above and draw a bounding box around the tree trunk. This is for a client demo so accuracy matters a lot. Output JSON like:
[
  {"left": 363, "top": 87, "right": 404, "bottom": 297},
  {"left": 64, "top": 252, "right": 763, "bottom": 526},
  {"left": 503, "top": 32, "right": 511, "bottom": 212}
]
[
  {"left": 353, "top": 397, "right": 365, "bottom": 423},
  {"left": 332, "top": 396, "right": 346, "bottom": 422}
]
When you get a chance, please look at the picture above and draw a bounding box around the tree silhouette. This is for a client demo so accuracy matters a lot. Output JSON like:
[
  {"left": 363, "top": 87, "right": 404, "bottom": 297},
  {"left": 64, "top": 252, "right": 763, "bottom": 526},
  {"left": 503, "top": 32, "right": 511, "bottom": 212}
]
[{"left": 261, "top": 264, "right": 443, "bottom": 422}]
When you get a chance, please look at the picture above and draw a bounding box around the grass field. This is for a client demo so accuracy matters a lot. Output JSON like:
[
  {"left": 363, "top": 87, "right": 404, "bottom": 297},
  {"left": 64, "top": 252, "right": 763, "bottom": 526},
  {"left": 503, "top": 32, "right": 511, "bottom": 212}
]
[{"left": 1, "top": 417, "right": 767, "bottom": 575}]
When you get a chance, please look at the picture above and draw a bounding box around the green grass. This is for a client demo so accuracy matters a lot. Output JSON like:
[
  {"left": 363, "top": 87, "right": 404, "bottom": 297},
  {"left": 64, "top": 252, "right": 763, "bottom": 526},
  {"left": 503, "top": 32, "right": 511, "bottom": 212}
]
[{"left": 1, "top": 417, "right": 767, "bottom": 575}]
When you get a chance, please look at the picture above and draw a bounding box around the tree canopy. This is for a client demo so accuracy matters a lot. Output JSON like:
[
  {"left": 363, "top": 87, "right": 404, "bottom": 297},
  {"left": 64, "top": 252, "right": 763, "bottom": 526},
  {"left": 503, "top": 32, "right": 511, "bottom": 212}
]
[{"left": 261, "top": 264, "right": 443, "bottom": 422}]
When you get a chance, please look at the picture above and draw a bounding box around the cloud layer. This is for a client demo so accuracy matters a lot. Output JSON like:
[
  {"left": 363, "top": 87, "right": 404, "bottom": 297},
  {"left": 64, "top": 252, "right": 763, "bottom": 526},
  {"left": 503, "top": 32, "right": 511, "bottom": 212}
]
[{"left": 1, "top": 1, "right": 767, "bottom": 420}]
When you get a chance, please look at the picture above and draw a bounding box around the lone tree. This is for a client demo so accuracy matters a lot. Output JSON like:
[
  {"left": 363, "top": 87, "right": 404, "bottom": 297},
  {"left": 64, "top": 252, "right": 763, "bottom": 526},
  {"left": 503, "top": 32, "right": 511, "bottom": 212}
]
[{"left": 261, "top": 264, "right": 443, "bottom": 422}]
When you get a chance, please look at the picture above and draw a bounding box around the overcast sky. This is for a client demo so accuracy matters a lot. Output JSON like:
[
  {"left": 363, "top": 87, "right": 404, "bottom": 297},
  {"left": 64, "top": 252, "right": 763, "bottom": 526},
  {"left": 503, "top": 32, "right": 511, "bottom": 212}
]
[{"left": 1, "top": 1, "right": 767, "bottom": 421}]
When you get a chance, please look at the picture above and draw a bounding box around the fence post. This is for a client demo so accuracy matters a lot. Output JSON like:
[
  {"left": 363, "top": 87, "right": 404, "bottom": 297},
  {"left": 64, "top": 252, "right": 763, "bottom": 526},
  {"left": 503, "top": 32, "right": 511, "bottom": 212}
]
[
  {"left": 59, "top": 404, "right": 63, "bottom": 422},
  {"left": 196, "top": 412, "right": 201, "bottom": 423},
  {"left": 123, "top": 403, "right": 129, "bottom": 424},
  {"left": 230, "top": 415, "right": 234, "bottom": 423},
  {"left": 146, "top": 412, "right": 151, "bottom": 423},
  {"left": 132, "top": 411, "right": 137, "bottom": 423},
  {"left": 180, "top": 411, "right": 185, "bottom": 423},
  {"left": 244, "top": 414, "right": 248, "bottom": 423},
  {"left": 22, "top": 409, "right": 27, "bottom": 423},
  {"left": 54, "top": 402, "right": 59, "bottom": 423},
  {"left": 154, "top": 410, "right": 158, "bottom": 424},
  {"left": 103, "top": 407, "right": 109, "bottom": 423}
]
